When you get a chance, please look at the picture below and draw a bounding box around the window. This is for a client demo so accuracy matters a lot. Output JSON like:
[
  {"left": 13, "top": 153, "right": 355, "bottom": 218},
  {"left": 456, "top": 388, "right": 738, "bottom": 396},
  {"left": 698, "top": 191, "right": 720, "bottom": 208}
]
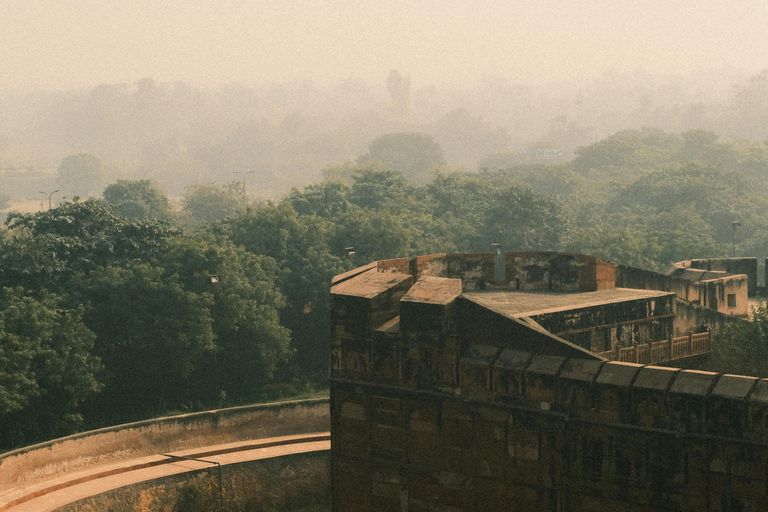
[
  {"left": 582, "top": 437, "right": 604, "bottom": 478},
  {"left": 727, "top": 294, "right": 737, "bottom": 308}
]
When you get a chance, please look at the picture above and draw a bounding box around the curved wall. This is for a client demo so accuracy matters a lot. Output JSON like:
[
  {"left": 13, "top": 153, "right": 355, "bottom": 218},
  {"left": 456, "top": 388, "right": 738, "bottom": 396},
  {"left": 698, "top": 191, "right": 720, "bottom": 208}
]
[
  {"left": 0, "top": 398, "right": 329, "bottom": 492},
  {"left": 55, "top": 451, "right": 330, "bottom": 512}
]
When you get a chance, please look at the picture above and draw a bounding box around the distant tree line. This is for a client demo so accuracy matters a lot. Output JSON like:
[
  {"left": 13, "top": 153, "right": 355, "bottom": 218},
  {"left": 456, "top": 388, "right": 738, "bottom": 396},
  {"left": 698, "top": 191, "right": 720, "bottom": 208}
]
[{"left": 2, "top": 126, "right": 768, "bottom": 449}]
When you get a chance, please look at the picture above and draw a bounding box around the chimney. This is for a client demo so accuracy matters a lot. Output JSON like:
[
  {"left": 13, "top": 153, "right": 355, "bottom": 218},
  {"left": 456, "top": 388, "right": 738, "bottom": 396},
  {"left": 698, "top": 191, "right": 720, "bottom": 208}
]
[{"left": 491, "top": 243, "right": 505, "bottom": 283}]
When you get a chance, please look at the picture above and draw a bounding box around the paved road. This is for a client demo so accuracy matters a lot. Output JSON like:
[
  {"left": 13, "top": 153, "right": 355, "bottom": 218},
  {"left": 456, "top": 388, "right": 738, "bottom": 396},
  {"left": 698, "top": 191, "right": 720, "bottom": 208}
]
[{"left": 0, "top": 432, "right": 330, "bottom": 512}]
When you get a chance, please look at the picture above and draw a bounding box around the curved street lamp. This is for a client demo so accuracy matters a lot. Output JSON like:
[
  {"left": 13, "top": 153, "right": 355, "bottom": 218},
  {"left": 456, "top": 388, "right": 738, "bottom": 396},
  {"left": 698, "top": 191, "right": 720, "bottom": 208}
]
[{"left": 38, "top": 189, "right": 59, "bottom": 210}]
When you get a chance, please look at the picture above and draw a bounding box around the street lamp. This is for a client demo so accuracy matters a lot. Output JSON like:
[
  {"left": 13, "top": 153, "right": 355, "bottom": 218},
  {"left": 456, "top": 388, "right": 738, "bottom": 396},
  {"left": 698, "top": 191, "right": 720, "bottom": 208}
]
[
  {"left": 233, "top": 171, "right": 255, "bottom": 211},
  {"left": 38, "top": 189, "right": 59, "bottom": 210}
]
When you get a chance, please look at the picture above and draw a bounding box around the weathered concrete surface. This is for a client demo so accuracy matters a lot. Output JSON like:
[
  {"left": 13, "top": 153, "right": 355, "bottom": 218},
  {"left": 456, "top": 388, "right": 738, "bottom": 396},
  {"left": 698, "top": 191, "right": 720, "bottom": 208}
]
[
  {"left": 2, "top": 434, "right": 329, "bottom": 512},
  {"left": 53, "top": 451, "right": 331, "bottom": 512},
  {"left": 0, "top": 399, "right": 329, "bottom": 495}
]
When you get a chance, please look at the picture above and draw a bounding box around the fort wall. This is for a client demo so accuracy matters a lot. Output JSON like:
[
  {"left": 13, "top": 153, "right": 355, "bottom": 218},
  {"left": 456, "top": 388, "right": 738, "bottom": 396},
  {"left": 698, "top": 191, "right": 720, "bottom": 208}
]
[
  {"left": 332, "top": 355, "right": 768, "bottom": 511},
  {"left": 0, "top": 399, "right": 329, "bottom": 492}
]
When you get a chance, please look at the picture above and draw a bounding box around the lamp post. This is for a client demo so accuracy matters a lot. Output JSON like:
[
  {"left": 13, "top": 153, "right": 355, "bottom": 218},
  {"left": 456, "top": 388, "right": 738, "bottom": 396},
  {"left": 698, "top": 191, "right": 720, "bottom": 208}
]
[
  {"left": 38, "top": 189, "right": 59, "bottom": 210},
  {"left": 234, "top": 171, "right": 255, "bottom": 211}
]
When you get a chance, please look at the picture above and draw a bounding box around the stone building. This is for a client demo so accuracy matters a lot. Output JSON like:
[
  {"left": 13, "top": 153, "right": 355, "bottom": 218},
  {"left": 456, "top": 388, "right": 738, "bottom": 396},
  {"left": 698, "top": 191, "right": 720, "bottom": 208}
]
[
  {"left": 665, "top": 258, "right": 755, "bottom": 316},
  {"left": 330, "top": 252, "right": 761, "bottom": 511}
]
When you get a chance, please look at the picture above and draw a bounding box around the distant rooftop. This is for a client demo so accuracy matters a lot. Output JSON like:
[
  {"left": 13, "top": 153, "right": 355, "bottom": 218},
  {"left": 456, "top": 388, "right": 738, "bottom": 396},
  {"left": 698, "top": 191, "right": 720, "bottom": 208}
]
[{"left": 462, "top": 287, "right": 673, "bottom": 319}]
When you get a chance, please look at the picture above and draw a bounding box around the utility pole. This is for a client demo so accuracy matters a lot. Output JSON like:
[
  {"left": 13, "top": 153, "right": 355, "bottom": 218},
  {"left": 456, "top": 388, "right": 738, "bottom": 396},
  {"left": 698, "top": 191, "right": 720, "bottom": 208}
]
[
  {"left": 732, "top": 221, "right": 741, "bottom": 258},
  {"left": 38, "top": 189, "right": 59, "bottom": 210}
]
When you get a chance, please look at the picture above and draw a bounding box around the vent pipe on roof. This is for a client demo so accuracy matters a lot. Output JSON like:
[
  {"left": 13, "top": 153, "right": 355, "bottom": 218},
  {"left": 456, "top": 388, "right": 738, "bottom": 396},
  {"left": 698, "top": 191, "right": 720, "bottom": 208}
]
[{"left": 491, "top": 243, "right": 505, "bottom": 283}]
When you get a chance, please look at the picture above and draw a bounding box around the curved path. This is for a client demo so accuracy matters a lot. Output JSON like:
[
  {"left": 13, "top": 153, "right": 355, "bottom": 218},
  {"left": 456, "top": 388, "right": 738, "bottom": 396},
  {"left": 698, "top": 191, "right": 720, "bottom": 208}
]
[{"left": 0, "top": 432, "right": 330, "bottom": 512}]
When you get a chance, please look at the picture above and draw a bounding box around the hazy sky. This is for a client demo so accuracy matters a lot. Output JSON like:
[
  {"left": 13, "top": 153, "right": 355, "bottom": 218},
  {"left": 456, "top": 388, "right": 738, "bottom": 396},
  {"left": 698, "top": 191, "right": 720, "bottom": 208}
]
[{"left": 2, "top": 0, "right": 768, "bottom": 91}]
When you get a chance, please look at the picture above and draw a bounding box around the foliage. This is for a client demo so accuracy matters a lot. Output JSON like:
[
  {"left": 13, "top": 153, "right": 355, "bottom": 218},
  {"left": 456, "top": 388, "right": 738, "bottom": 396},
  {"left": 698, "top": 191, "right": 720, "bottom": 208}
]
[
  {"left": 0, "top": 288, "right": 101, "bottom": 447},
  {"left": 605, "top": 163, "right": 765, "bottom": 246},
  {"left": 77, "top": 264, "right": 215, "bottom": 419},
  {"left": 347, "top": 169, "right": 414, "bottom": 210},
  {"left": 55, "top": 153, "right": 107, "bottom": 199},
  {"left": 285, "top": 181, "right": 351, "bottom": 220},
  {"left": 704, "top": 302, "right": 768, "bottom": 378},
  {"left": 156, "top": 235, "right": 292, "bottom": 402},
  {"left": 427, "top": 171, "right": 564, "bottom": 252},
  {"left": 103, "top": 179, "right": 172, "bottom": 220},
  {"left": 358, "top": 132, "right": 444, "bottom": 184},
  {"left": 222, "top": 203, "right": 348, "bottom": 380},
  {"left": 572, "top": 127, "right": 680, "bottom": 175},
  {"left": 182, "top": 181, "right": 242, "bottom": 226},
  {"left": 1, "top": 200, "right": 176, "bottom": 294}
]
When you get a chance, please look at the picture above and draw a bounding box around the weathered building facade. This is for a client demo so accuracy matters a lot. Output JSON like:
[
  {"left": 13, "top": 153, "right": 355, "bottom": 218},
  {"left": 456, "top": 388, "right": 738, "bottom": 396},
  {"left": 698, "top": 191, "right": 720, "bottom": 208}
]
[
  {"left": 666, "top": 258, "right": 752, "bottom": 316},
  {"left": 330, "top": 252, "right": 761, "bottom": 511}
]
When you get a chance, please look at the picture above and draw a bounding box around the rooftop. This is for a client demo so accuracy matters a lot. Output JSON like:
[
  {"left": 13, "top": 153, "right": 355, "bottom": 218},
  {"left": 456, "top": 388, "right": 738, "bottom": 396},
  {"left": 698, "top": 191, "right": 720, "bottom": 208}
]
[
  {"left": 331, "top": 270, "right": 411, "bottom": 298},
  {"left": 462, "top": 287, "right": 673, "bottom": 318}
]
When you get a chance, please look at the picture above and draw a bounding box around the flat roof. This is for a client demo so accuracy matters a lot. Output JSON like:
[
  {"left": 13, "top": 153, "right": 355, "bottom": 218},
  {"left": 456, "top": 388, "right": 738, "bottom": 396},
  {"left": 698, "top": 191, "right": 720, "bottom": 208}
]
[
  {"left": 331, "top": 271, "right": 411, "bottom": 299},
  {"left": 462, "top": 287, "right": 674, "bottom": 318},
  {"left": 401, "top": 276, "right": 462, "bottom": 305}
]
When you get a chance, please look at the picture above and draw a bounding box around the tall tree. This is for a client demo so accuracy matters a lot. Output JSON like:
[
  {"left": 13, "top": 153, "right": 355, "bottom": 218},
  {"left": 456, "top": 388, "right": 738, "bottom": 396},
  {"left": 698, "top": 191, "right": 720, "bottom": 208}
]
[
  {"left": 0, "top": 288, "right": 101, "bottom": 448},
  {"left": 78, "top": 264, "right": 215, "bottom": 421},
  {"left": 181, "top": 181, "right": 242, "bottom": 226},
  {"left": 223, "top": 203, "right": 348, "bottom": 381},
  {"left": 56, "top": 154, "right": 107, "bottom": 199},
  {"left": 358, "top": 133, "right": 444, "bottom": 184},
  {"left": 1, "top": 200, "right": 176, "bottom": 294},
  {"left": 103, "top": 179, "right": 172, "bottom": 220}
]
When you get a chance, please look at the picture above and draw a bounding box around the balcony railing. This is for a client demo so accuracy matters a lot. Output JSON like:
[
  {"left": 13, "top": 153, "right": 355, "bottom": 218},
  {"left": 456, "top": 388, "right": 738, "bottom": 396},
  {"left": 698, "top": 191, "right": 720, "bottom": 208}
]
[{"left": 596, "top": 332, "right": 710, "bottom": 364}]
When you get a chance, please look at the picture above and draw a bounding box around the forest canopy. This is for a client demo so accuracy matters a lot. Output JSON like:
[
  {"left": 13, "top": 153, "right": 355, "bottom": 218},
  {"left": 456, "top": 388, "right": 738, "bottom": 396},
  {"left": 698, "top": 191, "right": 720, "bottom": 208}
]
[{"left": 2, "top": 126, "right": 768, "bottom": 450}]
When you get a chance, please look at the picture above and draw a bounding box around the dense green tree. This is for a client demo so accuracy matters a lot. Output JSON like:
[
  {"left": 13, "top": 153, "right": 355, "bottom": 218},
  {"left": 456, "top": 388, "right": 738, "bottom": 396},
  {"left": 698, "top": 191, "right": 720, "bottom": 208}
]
[
  {"left": 358, "top": 133, "right": 444, "bottom": 183},
  {"left": 182, "top": 182, "right": 242, "bottom": 226},
  {"left": 703, "top": 301, "right": 768, "bottom": 378},
  {"left": 78, "top": 264, "right": 215, "bottom": 420},
  {"left": 0, "top": 288, "right": 101, "bottom": 448},
  {"left": 223, "top": 203, "right": 348, "bottom": 380},
  {"left": 332, "top": 208, "right": 414, "bottom": 263},
  {"left": 427, "top": 172, "right": 565, "bottom": 252},
  {"left": 157, "top": 235, "right": 292, "bottom": 402},
  {"left": 606, "top": 163, "right": 759, "bottom": 244},
  {"left": 348, "top": 169, "right": 413, "bottom": 210},
  {"left": 55, "top": 153, "right": 107, "bottom": 199},
  {"left": 1, "top": 200, "right": 176, "bottom": 293},
  {"left": 571, "top": 128, "right": 680, "bottom": 175},
  {"left": 285, "top": 180, "right": 351, "bottom": 220},
  {"left": 103, "top": 179, "right": 172, "bottom": 220}
]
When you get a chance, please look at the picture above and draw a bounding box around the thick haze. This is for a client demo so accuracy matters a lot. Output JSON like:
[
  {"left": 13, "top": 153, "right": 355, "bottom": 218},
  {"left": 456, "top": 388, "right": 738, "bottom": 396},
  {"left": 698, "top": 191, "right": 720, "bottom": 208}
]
[
  {"left": 3, "top": 0, "right": 768, "bottom": 203},
  {"left": 2, "top": 0, "right": 768, "bottom": 91}
]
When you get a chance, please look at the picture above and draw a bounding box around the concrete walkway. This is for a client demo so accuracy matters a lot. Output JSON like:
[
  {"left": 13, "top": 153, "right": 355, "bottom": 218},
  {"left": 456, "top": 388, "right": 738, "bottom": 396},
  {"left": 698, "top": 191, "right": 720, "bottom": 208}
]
[{"left": 0, "top": 432, "right": 330, "bottom": 512}]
